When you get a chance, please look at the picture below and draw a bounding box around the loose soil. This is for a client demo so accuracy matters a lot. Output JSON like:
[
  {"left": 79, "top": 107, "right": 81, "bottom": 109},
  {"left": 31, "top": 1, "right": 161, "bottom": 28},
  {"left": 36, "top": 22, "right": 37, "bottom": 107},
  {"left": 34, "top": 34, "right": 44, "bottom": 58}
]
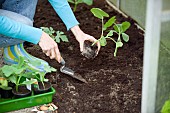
[{"left": 25, "top": 0, "right": 144, "bottom": 113}]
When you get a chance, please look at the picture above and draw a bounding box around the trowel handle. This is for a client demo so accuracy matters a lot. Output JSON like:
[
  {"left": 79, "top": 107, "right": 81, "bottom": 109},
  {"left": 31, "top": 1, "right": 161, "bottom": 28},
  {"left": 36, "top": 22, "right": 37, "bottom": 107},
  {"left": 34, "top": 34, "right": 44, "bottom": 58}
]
[
  {"left": 55, "top": 56, "right": 65, "bottom": 65},
  {"left": 60, "top": 57, "right": 66, "bottom": 65}
]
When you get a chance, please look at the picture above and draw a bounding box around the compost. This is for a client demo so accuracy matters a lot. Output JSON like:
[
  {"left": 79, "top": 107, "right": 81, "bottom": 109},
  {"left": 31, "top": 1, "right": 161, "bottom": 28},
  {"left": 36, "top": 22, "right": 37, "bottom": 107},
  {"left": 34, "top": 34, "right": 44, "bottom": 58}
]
[{"left": 25, "top": 0, "right": 144, "bottom": 112}]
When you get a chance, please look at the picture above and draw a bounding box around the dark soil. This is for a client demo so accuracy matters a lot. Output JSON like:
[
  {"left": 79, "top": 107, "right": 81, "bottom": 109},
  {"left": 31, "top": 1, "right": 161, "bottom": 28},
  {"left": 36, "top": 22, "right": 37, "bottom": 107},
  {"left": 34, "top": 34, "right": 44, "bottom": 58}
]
[
  {"left": 25, "top": 0, "right": 144, "bottom": 113},
  {"left": 33, "top": 82, "right": 51, "bottom": 95}
]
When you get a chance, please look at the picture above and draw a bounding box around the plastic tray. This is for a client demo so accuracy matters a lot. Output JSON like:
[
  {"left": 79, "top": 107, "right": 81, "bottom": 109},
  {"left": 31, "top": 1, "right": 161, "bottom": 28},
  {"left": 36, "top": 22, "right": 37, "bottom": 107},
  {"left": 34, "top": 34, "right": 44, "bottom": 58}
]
[{"left": 0, "top": 87, "right": 56, "bottom": 113}]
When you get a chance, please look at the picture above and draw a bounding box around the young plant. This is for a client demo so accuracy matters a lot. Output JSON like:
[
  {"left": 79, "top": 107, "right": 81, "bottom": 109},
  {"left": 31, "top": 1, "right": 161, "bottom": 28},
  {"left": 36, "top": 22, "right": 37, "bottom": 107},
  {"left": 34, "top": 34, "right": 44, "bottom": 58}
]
[
  {"left": 91, "top": 8, "right": 131, "bottom": 57},
  {"left": 41, "top": 27, "right": 68, "bottom": 43},
  {"left": 68, "top": 0, "right": 93, "bottom": 12},
  {"left": 0, "top": 57, "right": 36, "bottom": 92},
  {"left": 32, "top": 65, "right": 56, "bottom": 89}
]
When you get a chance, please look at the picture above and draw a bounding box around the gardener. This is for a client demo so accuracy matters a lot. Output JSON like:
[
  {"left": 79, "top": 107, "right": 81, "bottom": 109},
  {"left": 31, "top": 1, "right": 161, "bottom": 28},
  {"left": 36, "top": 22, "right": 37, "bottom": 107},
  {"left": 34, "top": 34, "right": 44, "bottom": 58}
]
[{"left": 0, "top": 0, "right": 100, "bottom": 71}]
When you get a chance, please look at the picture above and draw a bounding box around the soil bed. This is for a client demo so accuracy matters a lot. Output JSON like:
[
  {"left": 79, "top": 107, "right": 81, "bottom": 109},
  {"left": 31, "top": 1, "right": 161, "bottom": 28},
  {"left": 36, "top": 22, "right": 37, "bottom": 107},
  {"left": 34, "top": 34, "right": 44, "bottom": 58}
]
[{"left": 25, "top": 0, "right": 144, "bottom": 113}]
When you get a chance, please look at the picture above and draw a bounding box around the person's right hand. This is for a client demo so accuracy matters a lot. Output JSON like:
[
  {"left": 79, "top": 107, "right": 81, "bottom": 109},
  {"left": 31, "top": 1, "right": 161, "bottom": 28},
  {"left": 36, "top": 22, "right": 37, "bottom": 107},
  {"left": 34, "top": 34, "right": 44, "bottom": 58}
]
[{"left": 38, "top": 31, "right": 62, "bottom": 63}]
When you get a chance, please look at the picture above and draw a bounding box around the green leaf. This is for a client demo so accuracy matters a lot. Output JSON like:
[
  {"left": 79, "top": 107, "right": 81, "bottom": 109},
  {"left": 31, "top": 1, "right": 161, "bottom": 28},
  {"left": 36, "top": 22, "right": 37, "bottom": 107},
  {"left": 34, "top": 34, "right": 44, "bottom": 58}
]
[
  {"left": 67, "top": 0, "right": 75, "bottom": 4},
  {"left": 106, "top": 30, "right": 114, "bottom": 37},
  {"left": 8, "top": 75, "right": 17, "bottom": 84},
  {"left": 91, "top": 8, "right": 109, "bottom": 19},
  {"left": 122, "top": 21, "right": 131, "bottom": 32},
  {"left": 61, "top": 35, "right": 69, "bottom": 42},
  {"left": 1, "top": 66, "right": 15, "bottom": 77},
  {"left": 17, "top": 56, "right": 25, "bottom": 68},
  {"left": 113, "top": 24, "right": 122, "bottom": 33},
  {"left": 55, "top": 35, "right": 60, "bottom": 43},
  {"left": 122, "top": 33, "right": 129, "bottom": 42},
  {"left": 161, "top": 99, "right": 170, "bottom": 113},
  {"left": 104, "top": 16, "right": 116, "bottom": 30},
  {"left": 0, "top": 86, "right": 12, "bottom": 90},
  {"left": 116, "top": 42, "right": 123, "bottom": 48},
  {"left": 22, "top": 79, "right": 37, "bottom": 85},
  {"left": 82, "top": 0, "right": 93, "bottom": 5},
  {"left": 55, "top": 31, "right": 68, "bottom": 43},
  {"left": 0, "top": 77, "right": 8, "bottom": 86},
  {"left": 99, "top": 36, "right": 107, "bottom": 46}
]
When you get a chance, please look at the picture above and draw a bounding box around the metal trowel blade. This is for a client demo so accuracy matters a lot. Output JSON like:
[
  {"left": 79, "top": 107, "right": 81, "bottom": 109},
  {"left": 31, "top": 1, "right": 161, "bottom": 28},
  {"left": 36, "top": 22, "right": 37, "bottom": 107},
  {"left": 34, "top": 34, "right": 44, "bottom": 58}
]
[{"left": 60, "top": 66, "right": 88, "bottom": 83}]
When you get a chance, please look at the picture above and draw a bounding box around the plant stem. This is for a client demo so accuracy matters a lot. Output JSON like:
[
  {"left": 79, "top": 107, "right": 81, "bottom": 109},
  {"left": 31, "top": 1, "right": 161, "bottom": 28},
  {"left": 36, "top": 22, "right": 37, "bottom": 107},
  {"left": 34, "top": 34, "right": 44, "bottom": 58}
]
[
  {"left": 16, "top": 75, "right": 22, "bottom": 92},
  {"left": 106, "top": 37, "right": 116, "bottom": 43},
  {"left": 101, "top": 17, "right": 104, "bottom": 38},
  {"left": 42, "top": 81, "right": 45, "bottom": 89},
  {"left": 74, "top": 3, "right": 77, "bottom": 12},
  {"left": 92, "top": 17, "right": 104, "bottom": 46}
]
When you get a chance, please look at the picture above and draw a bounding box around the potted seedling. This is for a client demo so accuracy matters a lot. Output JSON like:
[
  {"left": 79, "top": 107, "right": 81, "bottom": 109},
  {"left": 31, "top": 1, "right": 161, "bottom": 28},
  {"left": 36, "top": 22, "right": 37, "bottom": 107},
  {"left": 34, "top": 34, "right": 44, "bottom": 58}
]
[
  {"left": 0, "top": 71, "right": 13, "bottom": 98},
  {"left": 32, "top": 65, "right": 56, "bottom": 95},
  {"left": 68, "top": 0, "right": 93, "bottom": 12},
  {"left": 91, "top": 8, "right": 131, "bottom": 57},
  {"left": 1, "top": 56, "right": 37, "bottom": 98}
]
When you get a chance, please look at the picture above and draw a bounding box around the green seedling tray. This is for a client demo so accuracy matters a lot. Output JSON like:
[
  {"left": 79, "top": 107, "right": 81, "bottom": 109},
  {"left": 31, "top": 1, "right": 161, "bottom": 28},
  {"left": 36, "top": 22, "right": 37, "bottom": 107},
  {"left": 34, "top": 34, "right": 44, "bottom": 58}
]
[{"left": 0, "top": 87, "right": 56, "bottom": 113}]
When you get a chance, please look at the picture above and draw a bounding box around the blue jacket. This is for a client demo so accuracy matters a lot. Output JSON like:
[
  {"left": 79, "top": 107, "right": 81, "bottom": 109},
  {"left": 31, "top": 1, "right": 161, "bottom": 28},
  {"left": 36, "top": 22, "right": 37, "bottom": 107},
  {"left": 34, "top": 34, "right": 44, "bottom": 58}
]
[{"left": 0, "top": 0, "right": 79, "bottom": 44}]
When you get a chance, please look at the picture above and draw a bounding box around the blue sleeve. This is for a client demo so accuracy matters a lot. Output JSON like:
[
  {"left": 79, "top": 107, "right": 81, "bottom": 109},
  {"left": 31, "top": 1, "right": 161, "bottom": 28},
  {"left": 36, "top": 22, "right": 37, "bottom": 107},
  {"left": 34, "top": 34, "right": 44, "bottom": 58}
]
[
  {"left": 48, "top": 0, "right": 79, "bottom": 30},
  {"left": 0, "top": 16, "right": 42, "bottom": 44}
]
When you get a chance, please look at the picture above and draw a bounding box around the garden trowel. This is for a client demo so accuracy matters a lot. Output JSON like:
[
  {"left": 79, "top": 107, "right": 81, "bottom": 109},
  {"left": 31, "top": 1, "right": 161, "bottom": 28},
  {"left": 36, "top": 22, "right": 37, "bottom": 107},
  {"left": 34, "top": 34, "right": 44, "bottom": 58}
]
[{"left": 57, "top": 57, "right": 88, "bottom": 83}]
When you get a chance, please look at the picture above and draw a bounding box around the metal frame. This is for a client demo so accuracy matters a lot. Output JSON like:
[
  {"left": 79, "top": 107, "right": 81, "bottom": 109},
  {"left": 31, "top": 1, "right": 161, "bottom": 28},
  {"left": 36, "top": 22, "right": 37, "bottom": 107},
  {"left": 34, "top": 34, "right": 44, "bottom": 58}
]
[{"left": 141, "top": 0, "right": 162, "bottom": 112}]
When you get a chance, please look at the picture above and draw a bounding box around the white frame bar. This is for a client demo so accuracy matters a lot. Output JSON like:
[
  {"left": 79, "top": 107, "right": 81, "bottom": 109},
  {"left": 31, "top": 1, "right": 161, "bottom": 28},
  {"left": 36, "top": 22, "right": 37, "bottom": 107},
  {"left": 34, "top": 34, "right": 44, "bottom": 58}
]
[{"left": 141, "top": 0, "right": 162, "bottom": 113}]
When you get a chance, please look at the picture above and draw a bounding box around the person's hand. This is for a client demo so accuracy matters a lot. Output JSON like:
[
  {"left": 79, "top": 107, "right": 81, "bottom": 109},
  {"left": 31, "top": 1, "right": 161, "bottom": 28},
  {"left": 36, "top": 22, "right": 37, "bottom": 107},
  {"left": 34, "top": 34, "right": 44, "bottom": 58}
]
[
  {"left": 71, "top": 25, "right": 100, "bottom": 55},
  {"left": 38, "top": 31, "right": 62, "bottom": 63}
]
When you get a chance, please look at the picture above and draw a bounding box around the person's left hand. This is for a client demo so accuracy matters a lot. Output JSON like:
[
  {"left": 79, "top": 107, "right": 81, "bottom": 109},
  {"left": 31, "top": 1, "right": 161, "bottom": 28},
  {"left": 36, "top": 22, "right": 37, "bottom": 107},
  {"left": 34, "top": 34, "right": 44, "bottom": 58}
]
[{"left": 71, "top": 25, "right": 100, "bottom": 55}]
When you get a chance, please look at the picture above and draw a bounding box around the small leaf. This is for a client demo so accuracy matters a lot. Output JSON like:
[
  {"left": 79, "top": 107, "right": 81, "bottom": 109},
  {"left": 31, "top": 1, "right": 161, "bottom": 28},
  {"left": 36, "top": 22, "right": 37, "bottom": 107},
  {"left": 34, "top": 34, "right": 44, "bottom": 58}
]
[
  {"left": 82, "top": 0, "right": 93, "bottom": 5},
  {"left": 61, "top": 35, "right": 69, "bottom": 42},
  {"left": 91, "top": 8, "right": 109, "bottom": 19},
  {"left": 113, "top": 24, "right": 122, "bottom": 33},
  {"left": 106, "top": 30, "right": 114, "bottom": 37},
  {"left": 55, "top": 35, "right": 60, "bottom": 43},
  {"left": 122, "top": 21, "right": 130, "bottom": 32},
  {"left": 116, "top": 42, "right": 123, "bottom": 48},
  {"left": 104, "top": 16, "right": 116, "bottom": 29},
  {"left": 99, "top": 36, "right": 107, "bottom": 46},
  {"left": 122, "top": 33, "right": 129, "bottom": 42}
]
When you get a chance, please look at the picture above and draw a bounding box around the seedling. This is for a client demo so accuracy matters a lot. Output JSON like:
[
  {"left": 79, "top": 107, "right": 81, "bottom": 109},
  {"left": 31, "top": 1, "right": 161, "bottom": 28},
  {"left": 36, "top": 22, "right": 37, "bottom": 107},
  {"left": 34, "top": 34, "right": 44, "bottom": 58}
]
[
  {"left": 41, "top": 27, "right": 68, "bottom": 43},
  {"left": 0, "top": 57, "right": 37, "bottom": 92},
  {"left": 32, "top": 65, "right": 56, "bottom": 89},
  {"left": 68, "top": 0, "right": 93, "bottom": 12},
  {"left": 91, "top": 8, "right": 131, "bottom": 57}
]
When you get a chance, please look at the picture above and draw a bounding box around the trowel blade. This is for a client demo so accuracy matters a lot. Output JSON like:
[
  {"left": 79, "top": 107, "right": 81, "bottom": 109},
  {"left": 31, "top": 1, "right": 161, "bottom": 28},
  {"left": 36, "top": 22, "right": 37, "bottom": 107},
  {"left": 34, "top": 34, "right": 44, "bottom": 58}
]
[{"left": 60, "top": 66, "right": 88, "bottom": 83}]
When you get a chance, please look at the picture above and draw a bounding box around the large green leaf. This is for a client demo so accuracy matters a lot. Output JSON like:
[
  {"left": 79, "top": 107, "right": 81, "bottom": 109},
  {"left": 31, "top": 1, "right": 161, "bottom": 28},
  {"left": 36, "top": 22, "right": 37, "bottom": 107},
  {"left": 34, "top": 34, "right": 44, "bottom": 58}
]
[
  {"left": 122, "top": 33, "right": 129, "bottom": 42},
  {"left": 1, "top": 66, "right": 16, "bottom": 77},
  {"left": 91, "top": 8, "right": 109, "bottom": 19},
  {"left": 0, "top": 86, "right": 12, "bottom": 90},
  {"left": 122, "top": 21, "right": 131, "bottom": 32},
  {"left": 22, "top": 79, "right": 37, "bottom": 85},
  {"left": 104, "top": 16, "right": 116, "bottom": 30},
  {"left": 8, "top": 75, "right": 17, "bottom": 84}
]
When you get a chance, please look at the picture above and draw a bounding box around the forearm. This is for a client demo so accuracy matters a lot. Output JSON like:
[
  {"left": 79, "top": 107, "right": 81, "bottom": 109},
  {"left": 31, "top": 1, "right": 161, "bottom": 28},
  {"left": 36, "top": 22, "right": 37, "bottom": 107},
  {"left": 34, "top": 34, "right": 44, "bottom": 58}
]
[
  {"left": 0, "top": 16, "right": 42, "bottom": 44},
  {"left": 48, "top": 0, "right": 79, "bottom": 30}
]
